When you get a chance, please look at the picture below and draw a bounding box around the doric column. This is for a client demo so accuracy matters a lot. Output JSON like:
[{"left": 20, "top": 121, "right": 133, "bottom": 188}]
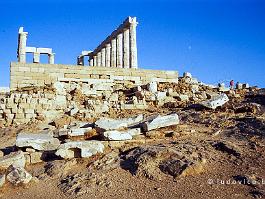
[
  {"left": 111, "top": 38, "right": 117, "bottom": 67},
  {"left": 117, "top": 33, "right": 123, "bottom": 68},
  {"left": 18, "top": 28, "right": 28, "bottom": 63},
  {"left": 89, "top": 58, "right": 94, "bottom": 66},
  {"left": 123, "top": 28, "right": 130, "bottom": 68},
  {"left": 106, "top": 43, "right": 111, "bottom": 67},
  {"left": 129, "top": 18, "right": 138, "bottom": 68},
  {"left": 93, "top": 55, "right": 97, "bottom": 66},
  {"left": 97, "top": 52, "right": 101, "bottom": 67},
  {"left": 101, "top": 48, "right": 106, "bottom": 67},
  {"left": 48, "top": 53, "right": 55, "bottom": 64},
  {"left": 33, "top": 52, "right": 40, "bottom": 63}
]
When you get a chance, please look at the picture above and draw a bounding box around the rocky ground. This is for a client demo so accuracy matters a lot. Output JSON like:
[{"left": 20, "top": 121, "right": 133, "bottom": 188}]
[{"left": 0, "top": 82, "right": 264, "bottom": 199}]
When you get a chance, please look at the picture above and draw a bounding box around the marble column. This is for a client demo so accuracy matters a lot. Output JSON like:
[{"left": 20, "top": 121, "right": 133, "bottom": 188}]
[
  {"left": 117, "top": 33, "right": 123, "bottom": 68},
  {"left": 106, "top": 43, "right": 111, "bottom": 67},
  {"left": 48, "top": 53, "right": 55, "bottom": 64},
  {"left": 123, "top": 28, "right": 130, "bottom": 68},
  {"left": 129, "top": 20, "right": 138, "bottom": 68},
  {"left": 97, "top": 52, "right": 101, "bottom": 67},
  {"left": 111, "top": 38, "right": 117, "bottom": 67},
  {"left": 89, "top": 58, "right": 94, "bottom": 66},
  {"left": 93, "top": 55, "right": 97, "bottom": 66},
  {"left": 18, "top": 31, "right": 28, "bottom": 63},
  {"left": 33, "top": 52, "right": 40, "bottom": 63},
  {"left": 101, "top": 48, "right": 106, "bottom": 67}
]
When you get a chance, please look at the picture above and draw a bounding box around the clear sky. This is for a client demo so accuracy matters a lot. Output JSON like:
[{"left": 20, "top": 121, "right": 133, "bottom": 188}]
[{"left": 0, "top": 0, "right": 264, "bottom": 87}]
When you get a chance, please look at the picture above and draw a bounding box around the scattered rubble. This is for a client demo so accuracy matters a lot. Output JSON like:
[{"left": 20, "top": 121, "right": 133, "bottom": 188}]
[{"left": 6, "top": 165, "right": 32, "bottom": 185}]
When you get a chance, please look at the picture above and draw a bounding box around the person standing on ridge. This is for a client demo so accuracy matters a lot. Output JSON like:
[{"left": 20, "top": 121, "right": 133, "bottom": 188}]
[{"left": 230, "top": 80, "right": 234, "bottom": 90}]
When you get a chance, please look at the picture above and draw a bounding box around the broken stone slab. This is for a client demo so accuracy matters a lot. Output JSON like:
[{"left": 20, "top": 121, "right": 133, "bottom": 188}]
[
  {"left": 142, "top": 113, "right": 179, "bottom": 132},
  {"left": 200, "top": 93, "right": 229, "bottom": 109},
  {"left": 103, "top": 128, "right": 141, "bottom": 141},
  {"left": 68, "top": 127, "right": 92, "bottom": 137},
  {"left": 95, "top": 114, "right": 143, "bottom": 131},
  {"left": 16, "top": 133, "right": 60, "bottom": 151},
  {"left": 0, "top": 151, "right": 26, "bottom": 169},
  {"left": 6, "top": 165, "right": 32, "bottom": 185},
  {"left": 55, "top": 141, "right": 105, "bottom": 159}
]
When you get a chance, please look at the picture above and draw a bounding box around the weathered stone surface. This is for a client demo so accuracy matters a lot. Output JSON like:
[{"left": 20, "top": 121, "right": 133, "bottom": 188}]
[
  {"left": 56, "top": 141, "right": 105, "bottom": 159},
  {"left": 103, "top": 128, "right": 141, "bottom": 141},
  {"left": 95, "top": 114, "right": 143, "bottom": 131},
  {"left": 0, "top": 174, "right": 5, "bottom": 187},
  {"left": 177, "top": 94, "right": 189, "bottom": 101},
  {"left": 142, "top": 113, "right": 179, "bottom": 132},
  {"left": 68, "top": 127, "right": 92, "bottom": 137},
  {"left": 0, "top": 151, "right": 26, "bottom": 169},
  {"left": 30, "top": 152, "right": 43, "bottom": 164},
  {"left": 147, "top": 82, "right": 157, "bottom": 93},
  {"left": 6, "top": 165, "right": 32, "bottom": 185},
  {"left": 16, "top": 133, "right": 60, "bottom": 151},
  {"left": 200, "top": 93, "right": 229, "bottom": 109}
]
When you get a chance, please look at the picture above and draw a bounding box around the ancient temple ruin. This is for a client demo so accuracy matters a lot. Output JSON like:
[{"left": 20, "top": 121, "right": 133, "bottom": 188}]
[
  {"left": 77, "top": 16, "right": 138, "bottom": 68},
  {"left": 17, "top": 27, "right": 55, "bottom": 64}
]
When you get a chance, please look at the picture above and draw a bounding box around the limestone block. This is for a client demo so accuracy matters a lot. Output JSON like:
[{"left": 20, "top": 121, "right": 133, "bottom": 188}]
[
  {"left": 54, "top": 82, "right": 66, "bottom": 95},
  {"left": 200, "top": 93, "right": 229, "bottom": 109},
  {"left": 142, "top": 113, "right": 179, "bottom": 132},
  {"left": 108, "top": 93, "right": 119, "bottom": 102},
  {"left": 103, "top": 130, "right": 132, "bottom": 141},
  {"left": 16, "top": 133, "right": 60, "bottom": 151},
  {"left": 177, "top": 94, "right": 189, "bottom": 101},
  {"left": 68, "top": 127, "right": 92, "bottom": 137},
  {"left": 0, "top": 151, "right": 26, "bottom": 169},
  {"left": 95, "top": 114, "right": 143, "bottom": 131},
  {"left": 54, "top": 95, "right": 67, "bottom": 107},
  {"left": 24, "top": 109, "right": 34, "bottom": 114},
  {"left": 30, "top": 152, "right": 43, "bottom": 164},
  {"left": 147, "top": 82, "right": 157, "bottom": 93},
  {"left": 93, "top": 83, "right": 113, "bottom": 91},
  {"left": 55, "top": 141, "right": 105, "bottom": 159},
  {"left": 15, "top": 113, "right": 25, "bottom": 119}
]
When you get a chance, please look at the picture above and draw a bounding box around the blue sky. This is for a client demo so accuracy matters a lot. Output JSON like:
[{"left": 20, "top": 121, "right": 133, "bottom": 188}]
[{"left": 0, "top": 0, "right": 264, "bottom": 87}]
